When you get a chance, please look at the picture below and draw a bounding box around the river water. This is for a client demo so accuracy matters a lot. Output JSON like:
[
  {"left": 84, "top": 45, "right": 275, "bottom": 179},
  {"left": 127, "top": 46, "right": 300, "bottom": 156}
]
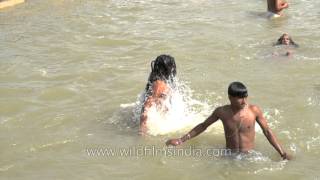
[{"left": 1, "top": 0, "right": 320, "bottom": 179}]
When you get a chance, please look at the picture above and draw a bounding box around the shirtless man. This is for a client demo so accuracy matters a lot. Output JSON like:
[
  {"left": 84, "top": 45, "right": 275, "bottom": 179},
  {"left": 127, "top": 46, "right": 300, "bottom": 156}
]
[
  {"left": 166, "top": 82, "right": 292, "bottom": 160},
  {"left": 267, "top": 0, "right": 289, "bottom": 18}
]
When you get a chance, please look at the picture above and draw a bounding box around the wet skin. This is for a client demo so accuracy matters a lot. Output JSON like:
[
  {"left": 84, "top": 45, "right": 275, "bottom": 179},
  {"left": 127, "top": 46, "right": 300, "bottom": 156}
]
[{"left": 166, "top": 96, "right": 292, "bottom": 160}]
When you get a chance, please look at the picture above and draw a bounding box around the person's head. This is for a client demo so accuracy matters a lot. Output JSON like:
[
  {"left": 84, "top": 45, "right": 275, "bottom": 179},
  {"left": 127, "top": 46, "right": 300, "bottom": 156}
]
[
  {"left": 276, "top": 33, "right": 298, "bottom": 47},
  {"left": 228, "top": 82, "right": 248, "bottom": 109},
  {"left": 145, "top": 54, "right": 177, "bottom": 91},
  {"left": 151, "top": 54, "right": 176, "bottom": 80}
]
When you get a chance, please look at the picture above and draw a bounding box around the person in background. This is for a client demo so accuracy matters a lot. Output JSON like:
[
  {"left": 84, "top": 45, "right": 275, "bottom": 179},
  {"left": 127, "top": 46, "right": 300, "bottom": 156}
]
[
  {"left": 274, "top": 33, "right": 298, "bottom": 56},
  {"left": 267, "top": 0, "right": 289, "bottom": 18},
  {"left": 275, "top": 33, "right": 298, "bottom": 47}
]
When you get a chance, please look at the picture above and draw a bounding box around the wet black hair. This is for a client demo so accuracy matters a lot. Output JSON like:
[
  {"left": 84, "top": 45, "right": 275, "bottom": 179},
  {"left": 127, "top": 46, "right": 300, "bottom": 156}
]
[
  {"left": 276, "top": 33, "right": 299, "bottom": 47},
  {"left": 145, "top": 54, "right": 177, "bottom": 92},
  {"left": 228, "top": 82, "right": 248, "bottom": 98}
]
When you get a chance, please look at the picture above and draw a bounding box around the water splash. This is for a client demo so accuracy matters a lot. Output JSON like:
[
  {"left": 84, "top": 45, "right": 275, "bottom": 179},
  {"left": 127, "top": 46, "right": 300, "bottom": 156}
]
[
  {"left": 233, "top": 150, "right": 271, "bottom": 162},
  {"left": 141, "top": 79, "right": 225, "bottom": 136},
  {"left": 146, "top": 81, "right": 207, "bottom": 135},
  {"left": 306, "top": 136, "right": 320, "bottom": 151},
  {"left": 113, "top": 79, "right": 224, "bottom": 135}
]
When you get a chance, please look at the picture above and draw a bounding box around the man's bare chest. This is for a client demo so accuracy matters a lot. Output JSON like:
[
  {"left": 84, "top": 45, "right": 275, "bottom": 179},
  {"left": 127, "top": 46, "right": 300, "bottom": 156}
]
[{"left": 223, "top": 110, "right": 256, "bottom": 133}]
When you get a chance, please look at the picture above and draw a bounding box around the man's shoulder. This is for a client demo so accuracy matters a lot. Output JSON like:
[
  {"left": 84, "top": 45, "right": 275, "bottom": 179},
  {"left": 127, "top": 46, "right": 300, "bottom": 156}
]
[
  {"left": 216, "top": 104, "right": 229, "bottom": 109},
  {"left": 215, "top": 105, "right": 230, "bottom": 114},
  {"left": 248, "top": 104, "right": 262, "bottom": 114}
]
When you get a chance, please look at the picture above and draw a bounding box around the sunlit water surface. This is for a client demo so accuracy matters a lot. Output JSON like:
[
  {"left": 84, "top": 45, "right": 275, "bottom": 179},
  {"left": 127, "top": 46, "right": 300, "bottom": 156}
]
[{"left": 1, "top": 0, "right": 320, "bottom": 179}]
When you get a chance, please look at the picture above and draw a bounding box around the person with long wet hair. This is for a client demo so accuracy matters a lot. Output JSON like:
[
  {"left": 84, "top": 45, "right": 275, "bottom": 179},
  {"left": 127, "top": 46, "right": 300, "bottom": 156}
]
[
  {"left": 274, "top": 33, "right": 298, "bottom": 56},
  {"left": 139, "top": 54, "right": 177, "bottom": 135},
  {"left": 275, "top": 33, "right": 299, "bottom": 47}
]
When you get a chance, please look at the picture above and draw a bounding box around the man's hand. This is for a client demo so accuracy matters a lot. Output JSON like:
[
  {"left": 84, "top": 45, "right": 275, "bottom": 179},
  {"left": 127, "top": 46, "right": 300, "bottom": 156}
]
[
  {"left": 285, "top": 50, "right": 293, "bottom": 56},
  {"left": 166, "top": 138, "right": 183, "bottom": 146},
  {"left": 281, "top": 152, "right": 293, "bottom": 160},
  {"left": 280, "top": 2, "right": 289, "bottom": 9}
]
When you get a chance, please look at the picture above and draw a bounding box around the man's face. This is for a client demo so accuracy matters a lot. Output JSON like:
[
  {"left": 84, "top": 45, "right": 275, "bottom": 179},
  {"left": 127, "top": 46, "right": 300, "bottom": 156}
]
[
  {"left": 281, "top": 34, "right": 290, "bottom": 45},
  {"left": 229, "top": 96, "right": 248, "bottom": 109}
]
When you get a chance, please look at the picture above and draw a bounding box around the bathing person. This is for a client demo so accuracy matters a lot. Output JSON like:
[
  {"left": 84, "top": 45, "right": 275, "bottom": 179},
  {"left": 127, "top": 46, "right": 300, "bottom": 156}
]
[
  {"left": 275, "top": 33, "right": 298, "bottom": 47},
  {"left": 139, "top": 54, "right": 177, "bottom": 135},
  {"left": 267, "top": 0, "right": 289, "bottom": 18},
  {"left": 274, "top": 33, "right": 298, "bottom": 56},
  {"left": 166, "top": 82, "right": 292, "bottom": 160}
]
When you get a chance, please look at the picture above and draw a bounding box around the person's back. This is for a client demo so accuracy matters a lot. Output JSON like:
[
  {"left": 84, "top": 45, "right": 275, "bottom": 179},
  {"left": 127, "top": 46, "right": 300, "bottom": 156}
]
[{"left": 139, "top": 55, "right": 177, "bottom": 135}]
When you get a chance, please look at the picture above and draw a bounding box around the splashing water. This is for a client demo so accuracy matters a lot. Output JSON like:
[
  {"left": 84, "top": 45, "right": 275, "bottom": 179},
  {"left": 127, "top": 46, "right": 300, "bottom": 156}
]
[
  {"left": 145, "top": 82, "right": 198, "bottom": 135},
  {"left": 116, "top": 78, "right": 224, "bottom": 136},
  {"left": 142, "top": 79, "right": 225, "bottom": 136}
]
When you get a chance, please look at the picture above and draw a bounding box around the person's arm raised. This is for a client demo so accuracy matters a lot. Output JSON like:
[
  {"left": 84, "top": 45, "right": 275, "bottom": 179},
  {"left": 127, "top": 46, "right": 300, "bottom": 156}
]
[
  {"left": 165, "top": 108, "right": 220, "bottom": 146},
  {"left": 254, "top": 106, "right": 292, "bottom": 160}
]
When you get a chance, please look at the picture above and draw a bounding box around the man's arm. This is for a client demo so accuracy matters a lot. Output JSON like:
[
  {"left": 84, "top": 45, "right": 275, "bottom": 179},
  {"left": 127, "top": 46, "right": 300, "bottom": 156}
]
[
  {"left": 254, "top": 106, "right": 291, "bottom": 160},
  {"left": 165, "top": 108, "right": 220, "bottom": 146}
]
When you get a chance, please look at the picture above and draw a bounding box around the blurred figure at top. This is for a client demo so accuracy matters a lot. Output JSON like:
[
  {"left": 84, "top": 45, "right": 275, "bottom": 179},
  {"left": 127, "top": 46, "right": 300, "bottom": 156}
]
[{"left": 267, "top": 0, "right": 289, "bottom": 18}]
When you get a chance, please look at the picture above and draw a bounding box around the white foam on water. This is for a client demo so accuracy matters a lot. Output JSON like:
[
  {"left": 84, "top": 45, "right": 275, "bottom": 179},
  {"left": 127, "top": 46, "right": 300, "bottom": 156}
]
[
  {"left": 117, "top": 79, "right": 224, "bottom": 136},
  {"left": 146, "top": 85, "right": 203, "bottom": 135},
  {"left": 233, "top": 150, "right": 271, "bottom": 162},
  {"left": 230, "top": 150, "right": 288, "bottom": 174},
  {"left": 306, "top": 136, "right": 320, "bottom": 151},
  {"left": 142, "top": 79, "right": 224, "bottom": 136}
]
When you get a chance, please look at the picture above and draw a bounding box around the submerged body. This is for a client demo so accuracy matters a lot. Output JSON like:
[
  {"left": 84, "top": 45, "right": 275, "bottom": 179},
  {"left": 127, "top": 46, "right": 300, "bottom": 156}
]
[{"left": 273, "top": 33, "right": 299, "bottom": 57}]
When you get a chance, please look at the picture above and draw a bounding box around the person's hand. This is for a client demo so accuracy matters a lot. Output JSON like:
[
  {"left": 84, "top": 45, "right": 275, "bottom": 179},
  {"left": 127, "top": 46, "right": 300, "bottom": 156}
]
[
  {"left": 281, "top": 2, "right": 289, "bottom": 8},
  {"left": 281, "top": 152, "right": 293, "bottom": 160},
  {"left": 285, "top": 50, "right": 293, "bottom": 57},
  {"left": 166, "top": 138, "right": 183, "bottom": 146}
]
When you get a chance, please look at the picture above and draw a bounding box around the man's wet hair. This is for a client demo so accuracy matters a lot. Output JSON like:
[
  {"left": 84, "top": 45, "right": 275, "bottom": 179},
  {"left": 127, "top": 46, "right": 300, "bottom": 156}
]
[
  {"left": 145, "top": 54, "right": 177, "bottom": 92},
  {"left": 228, "top": 82, "right": 248, "bottom": 98},
  {"left": 275, "top": 33, "right": 299, "bottom": 47}
]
